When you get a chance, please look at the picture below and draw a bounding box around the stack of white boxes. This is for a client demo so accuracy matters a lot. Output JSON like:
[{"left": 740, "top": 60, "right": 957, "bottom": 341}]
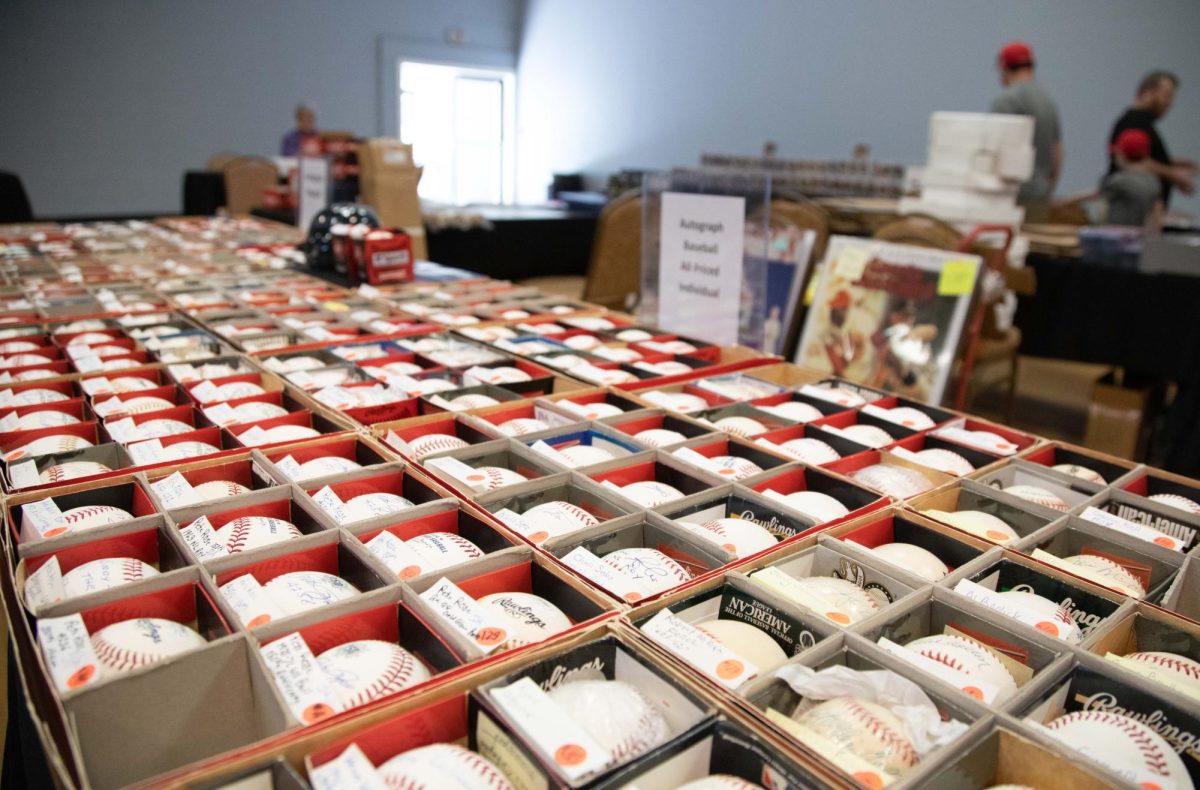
[{"left": 900, "top": 111, "right": 1035, "bottom": 231}]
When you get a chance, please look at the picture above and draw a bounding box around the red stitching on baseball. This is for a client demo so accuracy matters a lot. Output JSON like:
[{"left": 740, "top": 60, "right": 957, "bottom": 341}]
[
  {"left": 919, "top": 649, "right": 966, "bottom": 673},
  {"left": 224, "top": 518, "right": 251, "bottom": 553},
  {"left": 347, "top": 649, "right": 415, "bottom": 707},
  {"left": 1131, "top": 654, "right": 1200, "bottom": 680},
  {"left": 842, "top": 699, "right": 920, "bottom": 768},
  {"left": 1049, "top": 712, "right": 1170, "bottom": 775}
]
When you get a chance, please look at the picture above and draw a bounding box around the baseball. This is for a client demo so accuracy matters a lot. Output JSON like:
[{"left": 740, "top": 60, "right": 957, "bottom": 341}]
[
  {"left": 195, "top": 363, "right": 239, "bottom": 378},
  {"left": 160, "top": 441, "right": 221, "bottom": 461},
  {"left": 191, "top": 480, "right": 250, "bottom": 501},
  {"left": 546, "top": 679, "right": 671, "bottom": 766},
  {"left": 39, "top": 461, "right": 112, "bottom": 484},
  {"left": 619, "top": 480, "right": 686, "bottom": 507},
  {"left": 1051, "top": 463, "right": 1107, "bottom": 485},
  {"left": 923, "top": 509, "right": 1019, "bottom": 544},
  {"left": 375, "top": 360, "right": 423, "bottom": 377},
  {"left": 89, "top": 617, "right": 207, "bottom": 675},
  {"left": 0, "top": 340, "right": 40, "bottom": 353},
  {"left": 108, "top": 376, "right": 157, "bottom": 393},
  {"left": 564, "top": 334, "right": 601, "bottom": 350},
  {"left": 601, "top": 547, "right": 693, "bottom": 597},
  {"left": 342, "top": 492, "right": 415, "bottom": 523},
  {"left": 92, "top": 345, "right": 130, "bottom": 358},
  {"left": 67, "top": 332, "right": 116, "bottom": 345},
  {"left": 133, "top": 418, "right": 193, "bottom": 439},
  {"left": 497, "top": 418, "right": 550, "bottom": 436},
  {"left": 696, "top": 618, "right": 787, "bottom": 671},
  {"left": 793, "top": 697, "right": 918, "bottom": 777},
  {"left": 316, "top": 639, "right": 431, "bottom": 711},
  {"left": 1002, "top": 484, "right": 1069, "bottom": 511},
  {"left": 588, "top": 368, "right": 637, "bottom": 386},
  {"left": 779, "top": 575, "right": 879, "bottom": 624},
  {"left": 809, "top": 386, "right": 866, "bottom": 407},
  {"left": 642, "top": 361, "right": 694, "bottom": 376},
  {"left": 595, "top": 347, "right": 641, "bottom": 363},
  {"left": 376, "top": 743, "right": 513, "bottom": 790},
  {"left": 658, "top": 392, "right": 711, "bottom": 413},
  {"left": 3, "top": 354, "right": 52, "bottom": 369},
  {"left": 850, "top": 464, "right": 934, "bottom": 498},
  {"left": 477, "top": 592, "right": 572, "bottom": 648},
  {"left": 842, "top": 424, "right": 896, "bottom": 448},
  {"left": 216, "top": 382, "right": 265, "bottom": 400},
  {"left": 685, "top": 517, "right": 777, "bottom": 558},
  {"left": 1044, "top": 710, "right": 1188, "bottom": 790},
  {"left": 474, "top": 366, "right": 531, "bottom": 385},
  {"left": 401, "top": 532, "right": 485, "bottom": 579},
  {"left": 706, "top": 455, "right": 763, "bottom": 480},
  {"left": 262, "top": 571, "right": 360, "bottom": 617},
  {"left": 712, "top": 416, "right": 768, "bottom": 438},
  {"left": 903, "top": 633, "right": 1017, "bottom": 701},
  {"left": 912, "top": 448, "right": 975, "bottom": 475},
  {"left": 54, "top": 320, "right": 107, "bottom": 335},
  {"left": 258, "top": 425, "right": 321, "bottom": 443},
  {"left": 212, "top": 516, "right": 302, "bottom": 553},
  {"left": 58, "top": 504, "right": 134, "bottom": 534},
  {"left": 15, "top": 369, "right": 54, "bottom": 381},
  {"left": 231, "top": 402, "right": 288, "bottom": 423},
  {"left": 462, "top": 466, "right": 529, "bottom": 493},
  {"left": 62, "top": 557, "right": 159, "bottom": 600},
  {"left": 576, "top": 402, "right": 624, "bottom": 419},
  {"left": 1121, "top": 651, "right": 1200, "bottom": 692},
  {"left": 996, "top": 590, "right": 1082, "bottom": 644},
  {"left": 877, "top": 406, "right": 937, "bottom": 430},
  {"left": 1061, "top": 555, "right": 1146, "bottom": 597},
  {"left": 409, "top": 378, "right": 458, "bottom": 395},
  {"left": 121, "top": 396, "right": 175, "bottom": 414},
  {"left": 408, "top": 433, "right": 470, "bottom": 458},
  {"left": 778, "top": 438, "right": 841, "bottom": 464},
  {"left": 11, "top": 388, "right": 69, "bottom": 405},
  {"left": 778, "top": 490, "right": 850, "bottom": 523},
  {"left": 99, "top": 358, "right": 139, "bottom": 371},
  {"left": 1148, "top": 492, "right": 1200, "bottom": 515},
  {"left": 446, "top": 394, "right": 500, "bottom": 411},
  {"left": 615, "top": 329, "right": 654, "bottom": 342},
  {"left": 276, "top": 355, "right": 325, "bottom": 372},
  {"left": 759, "top": 401, "right": 823, "bottom": 423},
  {"left": 293, "top": 456, "right": 362, "bottom": 481},
  {"left": 633, "top": 428, "right": 688, "bottom": 447},
  {"left": 6, "top": 434, "right": 93, "bottom": 461},
  {"left": 868, "top": 543, "right": 948, "bottom": 582},
  {"left": 520, "top": 500, "right": 599, "bottom": 544},
  {"left": 677, "top": 777, "right": 759, "bottom": 790},
  {"left": 557, "top": 444, "right": 615, "bottom": 467},
  {"left": 15, "top": 411, "right": 80, "bottom": 430}
]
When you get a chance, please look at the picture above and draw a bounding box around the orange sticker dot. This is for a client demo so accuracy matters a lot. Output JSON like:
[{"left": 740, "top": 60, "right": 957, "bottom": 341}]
[
  {"left": 467, "top": 474, "right": 484, "bottom": 482},
  {"left": 963, "top": 686, "right": 984, "bottom": 700},
  {"left": 67, "top": 664, "right": 96, "bottom": 688},
  {"left": 624, "top": 591, "right": 643, "bottom": 602},
  {"left": 1154, "top": 537, "right": 1174, "bottom": 548},
  {"left": 528, "top": 530, "right": 549, "bottom": 544},
  {"left": 716, "top": 659, "right": 745, "bottom": 680},
  {"left": 985, "top": 530, "right": 1011, "bottom": 542},
  {"left": 399, "top": 565, "right": 421, "bottom": 580},
  {"left": 852, "top": 771, "right": 883, "bottom": 790},
  {"left": 43, "top": 527, "right": 67, "bottom": 538},
  {"left": 1034, "top": 620, "right": 1059, "bottom": 636},
  {"left": 555, "top": 744, "right": 587, "bottom": 767},
  {"left": 1140, "top": 784, "right": 1163, "bottom": 790},
  {"left": 826, "top": 611, "right": 851, "bottom": 624},
  {"left": 303, "top": 703, "right": 336, "bottom": 723},
  {"left": 718, "top": 469, "right": 734, "bottom": 476},
  {"left": 476, "top": 627, "right": 508, "bottom": 646},
  {"left": 722, "top": 543, "right": 737, "bottom": 552},
  {"left": 248, "top": 614, "right": 273, "bottom": 628}
]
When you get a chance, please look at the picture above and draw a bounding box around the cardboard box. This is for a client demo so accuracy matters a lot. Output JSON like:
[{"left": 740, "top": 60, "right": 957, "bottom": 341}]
[{"left": 1084, "top": 371, "right": 1164, "bottom": 461}]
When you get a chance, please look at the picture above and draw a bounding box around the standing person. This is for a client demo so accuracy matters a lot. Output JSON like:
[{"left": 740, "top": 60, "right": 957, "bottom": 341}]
[
  {"left": 990, "top": 41, "right": 1063, "bottom": 221},
  {"left": 281, "top": 104, "right": 318, "bottom": 156},
  {"left": 1107, "top": 71, "right": 1196, "bottom": 205},
  {"left": 1103, "top": 130, "right": 1164, "bottom": 228}
]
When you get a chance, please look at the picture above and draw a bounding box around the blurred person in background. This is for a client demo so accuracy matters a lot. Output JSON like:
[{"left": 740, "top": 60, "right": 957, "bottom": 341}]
[
  {"left": 991, "top": 41, "right": 1063, "bottom": 222},
  {"left": 281, "top": 104, "right": 318, "bottom": 156},
  {"left": 1107, "top": 71, "right": 1196, "bottom": 205}
]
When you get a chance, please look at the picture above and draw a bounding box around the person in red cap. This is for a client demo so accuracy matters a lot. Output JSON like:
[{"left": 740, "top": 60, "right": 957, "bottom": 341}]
[
  {"left": 991, "top": 41, "right": 1062, "bottom": 221},
  {"left": 1101, "top": 130, "right": 1163, "bottom": 227},
  {"left": 1107, "top": 71, "right": 1195, "bottom": 205}
]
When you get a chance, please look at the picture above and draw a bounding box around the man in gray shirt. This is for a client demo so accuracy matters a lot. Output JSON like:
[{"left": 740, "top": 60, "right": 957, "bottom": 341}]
[{"left": 991, "top": 41, "right": 1063, "bottom": 220}]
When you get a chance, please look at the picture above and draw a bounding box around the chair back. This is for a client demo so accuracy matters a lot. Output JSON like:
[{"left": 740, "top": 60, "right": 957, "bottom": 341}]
[
  {"left": 583, "top": 190, "right": 643, "bottom": 310},
  {"left": 206, "top": 151, "right": 240, "bottom": 172},
  {"left": 223, "top": 156, "right": 278, "bottom": 216},
  {"left": 872, "top": 214, "right": 962, "bottom": 250}
]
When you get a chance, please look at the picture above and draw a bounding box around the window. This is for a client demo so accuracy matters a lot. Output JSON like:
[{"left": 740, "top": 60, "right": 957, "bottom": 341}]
[{"left": 399, "top": 60, "right": 516, "bottom": 206}]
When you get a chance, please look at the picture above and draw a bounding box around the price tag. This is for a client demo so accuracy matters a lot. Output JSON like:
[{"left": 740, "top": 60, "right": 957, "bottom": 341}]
[
  {"left": 79, "top": 377, "right": 113, "bottom": 397},
  {"left": 179, "top": 515, "right": 230, "bottom": 560},
  {"left": 937, "top": 259, "right": 979, "bottom": 296},
  {"left": 37, "top": 613, "right": 103, "bottom": 693},
  {"left": 168, "top": 363, "right": 199, "bottom": 382},
  {"left": 74, "top": 354, "right": 103, "bottom": 373},
  {"left": 259, "top": 633, "right": 345, "bottom": 725},
  {"left": 237, "top": 426, "right": 270, "bottom": 446},
  {"left": 127, "top": 438, "right": 166, "bottom": 466},
  {"left": 92, "top": 396, "right": 129, "bottom": 418},
  {"left": 190, "top": 380, "right": 222, "bottom": 403},
  {"left": 361, "top": 532, "right": 422, "bottom": 580},
  {"left": 642, "top": 610, "right": 759, "bottom": 689},
  {"left": 309, "top": 744, "right": 387, "bottom": 790},
  {"left": 1080, "top": 506, "right": 1184, "bottom": 551},
  {"left": 202, "top": 402, "right": 239, "bottom": 427},
  {"left": 424, "top": 456, "right": 484, "bottom": 488},
  {"left": 489, "top": 677, "right": 610, "bottom": 782},
  {"left": 0, "top": 411, "right": 18, "bottom": 432},
  {"left": 150, "top": 471, "right": 199, "bottom": 508},
  {"left": 419, "top": 577, "right": 511, "bottom": 654},
  {"left": 106, "top": 416, "right": 140, "bottom": 442},
  {"left": 313, "top": 486, "right": 350, "bottom": 524},
  {"left": 219, "top": 574, "right": 287, "bottom": 629},
  {"left": 562, "top": 546, "right": 653, "bottom": 603},
  {"left": 24, "top": 555, "right": 66, "bottom": 612},
  {"left": 274, "top": 454, "right": 303, "bottom": 480},
  {"left": 383, "top": 430, "right": 413, "bottom": 456},
  {"left": 9, "top": 459, "right": 41, "bottom": 489}
]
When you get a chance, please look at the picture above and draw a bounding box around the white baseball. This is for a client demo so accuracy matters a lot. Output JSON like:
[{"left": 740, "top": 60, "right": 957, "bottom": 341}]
[
  {"left": 262, "top": 571, "right": 360, "bottom": 616},
  {"left": 706, "top": 455, "right": 764, "bottom": 480},
  {"left": 564, "top": 334, "right": 601, "bottom": 350},
  {"left": 160, "top": 441, "right": 221, "bottom": 460},
  {"left": 401, "top": 532, "right": 485, "bottom": 579},
  {"left": 191, "top": 480, "right": 250, "bottom": 500},
  {"left": 1148, "top": 493, "right": 1200, "bottom": 515},
  {"left": 904, "top": 633, "right": 1017, "bottom": 701},
  {"left": 99, "top": 358, "right": 139, "bottom": 371},
  {"left": 497, "top": 418, "right": 550, "bottom": 436},
  {"left": 42, "top": 465, "right": 109, "bottom": 490},
  {"left": 462, "top": 466, "right": 528, "bottom": 493},
  {"left": 62, "top": 557, "right": 159, "bottom": 600},
  {"left": 615, "top": 329, "right": 653, "bottom": 342},
  {"left": 408, "top": 433, "right": 470, "bottom": 458},
  {"left": 772, "top": 575, "right": 879, "bottom": 624},
  {"left": 842, "top": 424, "right": 896, "bottom": 448},
  {"left": 121, "top": 396, "right": 174, "bottom": 414},
  {"left": 1044, "top": 710, "right": 1189, "bottom": 790},
  {"left": 59, "top": 504, "right": 134, "bottom": 533},
  {"left": 1003, "top": 484, "right": 1069, "bottom": 511},
  {"left": 15, "top": 411, "right": 79, "bottom": 429},
  {"left": 696, "top": 618, "right": 787, "bottom": 670},
  {"left": 68, "top": 332, "right": 116, "bottom": 345},
  {"left": 293, "top": 456, "right": 362, "bottom": 480},
  {"left": 575, "top": 402, "right": 624, "bottom": 419},
  {"left": 778, "top": 490, "right": 850, "bottom": 522},
  {"left": 212, "top": 516, "right": 302, "bottom": 553},
  {"left": 642, "top": 361, "right": 694, "bottom": 376},
  {"left": 546, "top": 679, "right": 671, "bottom": 766},
  {"left": 912, "top": 448, "right": 975, "bottom": 475},
  {"left": 520, "top": 501, "right": 599, "bottom": 543},
  {"left": 377, "top": 361, "right": 423, "bottom": 376},
  {"left": 602, "top": 548, "right": 693, "bottom": 596},
  {"left": 633, "top": 428, "right": 687, "bottom": 447},
  {"left": 868, "top": 543, "right": 948, "bottom": 581},
  {"left": 712, "top": 416, "right": 768, "bottom": 438},
  {"left": 1051, "top": 464, "right": 1107, "bottom": 485},
  {"left": 134, "top": 418, "right": 193, "bottom": 439},
  {"left": 89, "top": 617, "right": 207, "bottom": 674},
  {"left": 92, "top": 344, "right": 130, "bottom": 358},
  {"left": 685, "top": 517, "right": 777, "bottom": 558},
  {"left": 195, "top": 363, "right": 239, "bottom": 378},
  {"left": 5, "top": 433, "right": 92, "bottom": 461},
  {"left": 11, "top": 388, "right": 68, "bottom": 405},
  {"left": 654, "top": 392, "right": 709, "bottom": 413},
  {"left": 877, "top": 406, "right": 937, "bottom": 430},
  {"left": 996, "top": 590, "right": 1082, "bottom": 644},
  {"left": 110, "top": 376, "right": 157, "bottom": 392},
  {"left": 377, "top": 743, "right": 513, "bottom": 790},
  {"left": 276, "top": 355, "right": 325, "bottom": 372},
  {"left": 1062, "top": 555, "right": 1146, "bottom": 597},
  {"left": 232, "top": 402, "right": 288, "bottom": 422},
  {"left": 794, "top": 697, "right": 918, "bottom": 777},
  {"left": 850, "top": 464, "right": 934, "bottom": 498},
  {"left": 446, "top": 394, "right": 500, "bottom": 411},
  {"left": 54, "top": 320, "right": 107, "bottom": 334},
  {"left": 316, "top": 639, "right": 431, "bottom": 711},
  {"left": 594, "top": 347, "right": 641, "bottom": 363},
  {"left": 922, "top": 509, "right": 1020, "bottom": 544},
  {"left": 0, "top": 340, "right": 39, "bottom": 353},
  {"left": 2, "top": 354, "right": 51, "bottom": 369},
  {"left": 258, "top": 425, "right": 320, "bottom": 443},
  {"left": 557, "top": 444, "right": 615, "bottom": 467},
  {"left": 342, "top": 492, "right": 415, "bottom": 523},
  {"left": 475, "top": 366, "right": 531, "bottom": 384},
  {"left": 759, "top": 401, "right": 824, "bottom": 423},
  {"left": 409, "top": 378, "right": 458, "bottom": 395},
  {"left": 15, "top": 369, "right": 54, "bottom": 381},
  {"left": 810, "top": 386, "right": 866, "bottom": 407},
  {"left": 477, "top": 592, "right": 572, "bottom": 648},
  {"left": 619, "top": 480, "right": 685, "bottom": 507},
  {"left": 778, "top": 438, "right": 841, "bottom": 464},
  {"left": 1122, "top": 651, "right": 1200, "bottom": 692}
]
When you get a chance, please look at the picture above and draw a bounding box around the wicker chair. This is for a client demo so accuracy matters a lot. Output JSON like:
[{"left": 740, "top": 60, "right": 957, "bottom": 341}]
[
  {"left": 872, "top": 214, "right": 963, "bottom": 250},
  {"left": 582, "top": 189, "right": 643, "bottom": 310},
  {"left": 222, "top": 156, "right": 278, "bottom": 216}
]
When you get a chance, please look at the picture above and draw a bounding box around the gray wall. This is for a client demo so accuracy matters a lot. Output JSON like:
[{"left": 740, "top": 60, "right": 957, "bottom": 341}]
[
  {"left": 516, "top": 0, "right": 1200, "bottom": 215},
  {"left": 0, "top": 0, "right": 524, "bottom": 217}
]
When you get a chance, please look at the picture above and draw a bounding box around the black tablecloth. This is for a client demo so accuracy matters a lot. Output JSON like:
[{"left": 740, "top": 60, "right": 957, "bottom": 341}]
[
  {"left": 426, "top": 211, "right": 596, "bottom": 280},
  {"left": 1016, "top": 252, "right": 1200, "bottom": 474},
  {"left": 182, "top": 171, "right": 226, "bottom": 216}
]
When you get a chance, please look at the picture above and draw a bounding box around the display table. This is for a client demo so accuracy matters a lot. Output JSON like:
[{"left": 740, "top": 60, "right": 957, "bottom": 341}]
[
  {"left": 424, "top": 206, "right": 596, "bottom": 280},
  {"left": 1015, "top": 252, "right": 1200, "bottom": 474}
]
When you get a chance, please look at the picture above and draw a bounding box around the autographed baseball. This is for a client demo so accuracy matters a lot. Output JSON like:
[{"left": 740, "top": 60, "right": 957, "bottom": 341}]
[
  {"left": 11, "top": 388, "right": 69, "bottom": 405},
  {"left": 841, "top": 424, "right": 896, "bottom": 448},
  {"left": 903, "top": 633, "right": 1017, "bottom": 701},
  {"left": 3, "top": 354, "right": 51, "bottom": 369},
  {"left": 67, "top": 332, "right": 116, "bottom": 345},
  {"left": 922, "top": 509, "right": 1020, "bottom": 544},
  {"left": 160, "top": 441, "right": 221, "bottom": 460},
  {"left": 89, "top": 617, "right": 207, "bottom": 674},
  {"left": 1044, "top": 710, "right": 1189, "bottom": 790},
  {"left": 809, "top": 386, "right": 866, "bottom": 407},
  {"left": 654, "top": 392, "right": 709, "bottom": 413},
  {"left": 409, "top": 378, "right": 459, "bottom": 395},
  {"left": 134, "top": 418, "right": 193, "bottom": 439},
  {"left": 191, "top": 480, "right": 250, "bottom": 501},
  {"left": 5, "top": 434, "right": 93, "bottom": 461},
  {"left": 258, "top": 425, "right": 321, "bottom": 444},
  {"left": 911, "top": 448, "right": 975, "bottom": 475},
  {"left": 1051, "top": 463, "right": 1106, "bottom": 485},
  {"left": 1148, "top": 493, "right": 1200, "bottom": 515},
  {"left": 15, "top": 411, "right": 79, "bottom": 430},
  {"left": 778, "top": 490, "right": 850, "bottom": 523},
  {"left": 850, "top": 464, "right": 934, "bottom": 498},
  {"left": 794, "top": 697, "right": 918, "bottom": 777},
  {"left": 712, "top": 416, "right": 768, "bottom": 438},
  {"left": 316, "top": 639, "right": 431, "bottom": 710},
  {"left": 293, "top": 455, "right": 362, "bottom": 481},
  {"left": 477, "top": 592, "right": 572, "bottom": 648},
  {"left": 408, "top": 433, "right": 470, "bottom": 458},
  {"left": 996, "top": 591, "right": 1082, "bottom": 644},
  {"left": 619, "top": 480, "right": 685, "bottom": 507},
  {"left": 263, "top": 571, "right": 360, "bottom": 616},
  {"left": 706, "top": 455, "right": 763, "bottom": 480},
  {"left": 212, "top": 516, "right": 302, "bottom": 553},
  {"left": 0, "top": 340, "right": 40, "bottom": 353},
  {"left": 778, "top": 438, "right": 841, "bottom": 465},
  {"left": 869, "top": 543, "right": 949, "bottom": 582},
  {"left": 231, "top": 402, "right": 288, "bottom": 423},
  {"left": 343, "top": 492, "right": 415, "bottom": 523},
  {"left": 92, "top": 344, "right": 130, "bottom": 358},
  {"left": 615, "top": 329, "right": 654, "bottom": 342},
  {"left": 402, "top": 532, "right": 485, "bottom": 578},
  {"left": 473, "top": 366, "right": 531, "bottom": 384},
  {"left": 546, "top": 679, "right": 671, "bottom": 766},
  {"left": 446, "top": 394, "right": 500, "bottom": 411},
  {"left": 121, "top": 396, "right": 175, "bottom": 414},
  {"left": 602, "top": 548, "right": 693, "bottom": 596},
  {"left": 60, "top": 504, "right": 134, "bottom": 532},
  {"left": 497, "top": 418, "right": 551, "bottom": 436},
  {"left": 520, "top": 501, "right": 599, "bottom": 543},
  {"left": 376, "top": 743, "right": 514, "bottom": 790},
  {"left": 564, "top": 334, "right": 601, "bottom": 350},
  {"left": 759, "top": 401, "right": 823, "bottom": 423},
  {"left": 1061, "top": 555, "right": 1146, "bottom": 598},
  {"left": 696, "top": 618, "right": 787, "bottom": 670},
  {"left": 557, "top": 444, "right": 615, "bottom": 467},
  {"left": 217, "top": 381, "right": 265, "bottom": 400},
  {"left": 39, "top": 461, "right": 112, "bottom": 484},
  {"left": 15, "top": 369, "right": 54, "bottom": 380},
  {"left": 575, "top": 402, "right": 624, "bottom": 419},
  {"left": 685, "top": 517, "right": 777, "bottom": 558},
  {"left": 463, "top": 466, "right": 528, "bottom": 493},
  {"left": 1002, "top": 484, "right": 1069, "bottom": 511},
  {"left": 777, "top": 575, "right": 880, "bottom": 624},
  {"left": 1122, "top": 651, "right": 1200, "bottom": 692},
  {"left": 633, "top": 428, "right": 688, "bottom": 448},
  {"left": 62, "top": 557, "right": 159, "bottom": 600},
  {"left": 876, "top": 406, "right": 937, "bottom": 430},
  {"left": 109, "top": 376, "right": 157, "bottom": 392}
]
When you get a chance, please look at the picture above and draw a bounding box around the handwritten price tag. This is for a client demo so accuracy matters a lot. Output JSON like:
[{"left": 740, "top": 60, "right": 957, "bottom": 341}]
[
  {"left": 37, "top": 613, "right": 103, "bottom": 693},
  {"left": 259, "top": 633, "right": 345, "bottom": 725},
  {"left": 419, "top": 577, "right": 510, "bottom": 655}
]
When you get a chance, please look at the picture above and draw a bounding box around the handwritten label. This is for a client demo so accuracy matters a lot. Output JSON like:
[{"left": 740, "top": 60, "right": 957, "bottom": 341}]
[
  {"left": 1080, "top": 506, "right": 1183, "bottom": 552},
  {"left": 364, "top": 531, "right": 425, "bottom": 578},
  {"left": 203, "top": 402, "right": 239, "bottom": 427},
  {"left": 383, "top": 430, "right": 413, "bottom": 456},
  {"left": 489, "top": 677, "right": 610, "bottom": 782},
  {"left": 309, "top": 744, "right": 387, "bottom": 790},
  {"left": 237, "top": 426, "right": 270, "bottom": 446},
  {"left": 73, "top": 354, "right": 103, "bottom": 373},
  {"left": 80, "top": 377, "right": 113, "bottom": 397},
  {"left": 671, "top": 446, "right": 725, "bottom": 476},
  {"left": 106, "top": 416, "right": 140, "bottom": 442},
  {"left": 190, "top": 380, "right": 222, "bottom": 403},
  {"left": 750, "top": 567, "right": 860, "bottom": 625},
  {"left": 10, "top": 458, "right": 40, "bottom": 489},
  {"left": 424, "top": 456, "right": 482, "bottom": 488},
  {"left": 219, "top": 574, "right": 286, "bottom": 629},
  {"left": 877, "top": 636, "right": 1004, "bottom": 703},
  {"left": 259, "top": 633, "right": 345, "bottom": 725},
  {"left": 179, "top": 515, "right": 229, "bottom": 560},
  {"left": 562, "top": 546, "right": 652, "bottom": 603},
  {"left": 313, "top": 486, "right": 350, "bottom": 524},
  {"left": 642, "top": 610, "right": 758, "bottom": 689},
  {"left": 419, "top": 577, "right": 510, "bottom": 655},
  {"left": 37, "top": 613, "right": 103, "bottom": 693},
  {"left": 92, "top": 396, "right": 129, "bottom": 418},
  {"left": 274, "top": 454, "right": 303, "bottom": 480},
  {"left": 168, "top": 363, "right": 199, "bottom": 382},
  {"left": 127, "top": 438, "right": 166, "bottom": 466},
  {"left": 150, "top": 471, "right": 198, "bottom": 508},
  {"left": 492, "top": 508, "right": 549, "bottom": 546},
  {"left": 24, "top": 555, "right": 66, "bottom": 612},
  {"left": 952, "top": 578, "right": 1075, "bottom": 641}
]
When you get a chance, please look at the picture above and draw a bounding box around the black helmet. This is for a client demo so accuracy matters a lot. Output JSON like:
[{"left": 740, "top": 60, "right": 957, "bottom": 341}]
[{"left": 303, "top": 202, "right": 380, "bottom": 269}]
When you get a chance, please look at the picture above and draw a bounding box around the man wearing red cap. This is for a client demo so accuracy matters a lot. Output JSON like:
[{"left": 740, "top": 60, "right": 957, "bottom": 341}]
[
  {"left": 1107, "top": 71, "right": 1196, "bottom": 205},
  {"left": 991, "top": 41, "right": 1062, "bottom": 220},
  {"left": 1101, "top": 129, "right": 1164, "bottom": 227}
]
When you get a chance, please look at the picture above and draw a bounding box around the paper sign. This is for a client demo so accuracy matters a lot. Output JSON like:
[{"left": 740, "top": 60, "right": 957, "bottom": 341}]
[
  {"left": 274, "top": 454, "right": 303, "bottom": 480},
  {"left": 657, "top": 192, "right": 746, "bottom": 346},
  {"left": 203, "top": 402, "right": 239, "bottom": 427},
  {"left": 190, "top": 380, "right": 222, "bottom": 403},
  {"left": 37, "top": 613, "right": 103, "bottom": 693},
  {"left": 489, "top": 677, "right": 610, "bottom": 781},
  {"left": 363, "top": 531, "right": 425, "bottom": 579},
  {"left": 0, "top": 390, "right": 14, "bottom": 407},
  {"left": 313, "top": 486, "right": 350, "bottom": 524},
  {"left": 179, "top": 515, "right": 229, "bottom": 560},
  {"left": 937, "top": 259, "right": 978, "bottom": 296},
  {"left": 562, "top": 546, "right": 652, "bottom": 603},
  {"left": 419, "top": 577, "right": 510, "bottom": 655},
  {"left": 259, "top": 633, "right": 345, "bottom": 725},
  {"left": 150, "top": 471, "right": 199, "bottom": 508},
  {"left": 9, "top": 459, "right": 41, "bottom": 489},
  {"left": 21, "top": 497, "right": 68, "bottom": 540},
  {"left": 642, "top": 610, "right": 759, "bottom": 689},
  {"left": 219, "top": 574, "right": 287, "bottom": 629},
  {"left": 357, "top": 284, "right": 382, "bottom": 299},
  {"left": 313, "top": 386, "right": 357, "bottom": 409},
  {"left": 424, "top": 456, "right": 483, "bottom": 488},
  {"left": 309, "top": 744, "right": 386, "bottom": 790},
  {"left": 127, "top": 439, "right": 166, "bottom": 466},
  {"left": 24, "top": 555, "right": 66, "bottom": 612},
  {"left": 1080, "top": 506, "right": 1183, "bottom": 551},
  {"left": 73, "top": 355, "right": 103, "bottom": 373},
  {"left": 287, "top": 370, "right": 317, "bottom": 390},
  {"left": 80, "top": 377, "right": 113, "bottom": 396}
]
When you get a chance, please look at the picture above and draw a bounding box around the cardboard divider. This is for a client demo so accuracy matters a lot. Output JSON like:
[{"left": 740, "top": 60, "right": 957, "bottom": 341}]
[
  {"left": 1020, "top": 440, "right": 1140, "bottom": 488},
  {"left": 972, "top": 458, "right": 1105, "bottom": 511},
  {"left": 1158, "top": 555, "right": 1200, "bottom": 622},
  {"left": 1083, "top": 600, "right": 1200, "bottom": 700},
  {"left": 5, "top": 441, "right": 136, "bottom": 494},
  {"left": 747, "top": 462, "right": 889, "bottom": 527}
]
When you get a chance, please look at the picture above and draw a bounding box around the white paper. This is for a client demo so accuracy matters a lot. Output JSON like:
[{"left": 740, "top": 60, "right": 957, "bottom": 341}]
[
  {"left": 1080, "top": 506, "right": 1184, "bottom": 552},
  {"left": 9, "top": 459, "right": 40, "bottom": 489},
  {"left": 309, "top": 744, "right": 388, "bottom": 790},
  {"left": 37, "top": 613, "right": 103, "bottom": 693},
  {"left": 190, "top": 380, "right": 222, "bottom": 403},
  {"left": 24, "top": 555, "right": 66, "bottom": 611},
  {"left": 179, "top": 515, "right": 229, "bottom": 560},
  {"left": 642, "top": 610, "right": 759, "bottom": 689},
  {"left": 562, "top": 546, "right": 652, "bottom": 603},
  {"left": 313, "top": 486, "right": 350, "bottom": 524},
  {"left": 364, "top": 531, "right": 425, "bottom": 577},
  {"left": 203, "top": 402, "right": 239, "bottom": 427},
  {"left": 127, "top": 438, "right": 166, "bottom": 466},
  {"left": 106, "top": 416, "right": 140, "bottom": 442},
  {"left": 21, "top": 497, "right": 67, "bottom": 539},
  {"left": 259, "top": 633, "right": 346, "bottom": 725},
  {"left": 419, "top": 577, "right": 510, "bottom": 655},
  {"left": 489, "top": 677, "right": 610, "bottom": 780},
  {"left": 150, "top": 471, "right": 199, "bottom": 508},
  {"left": 79, "top": 377, "right": 113, "bottom": 396},
  {"left": 220, "top": 574, "right": 287, "bottom": 628}
]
